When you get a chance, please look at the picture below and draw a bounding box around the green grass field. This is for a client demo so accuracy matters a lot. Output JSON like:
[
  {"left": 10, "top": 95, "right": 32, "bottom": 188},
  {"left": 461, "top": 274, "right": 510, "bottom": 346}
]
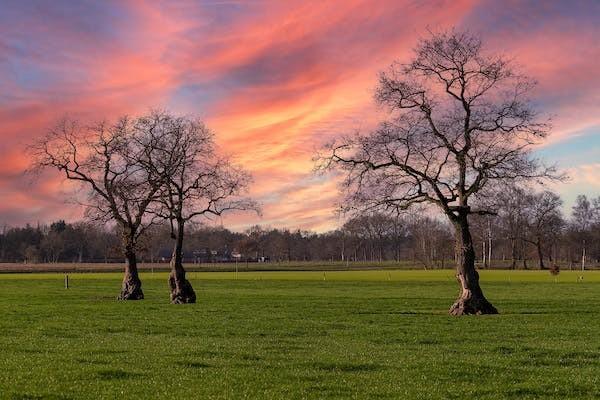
[{"left": 1, "top": 270, "right": 599, "bottom": 399}]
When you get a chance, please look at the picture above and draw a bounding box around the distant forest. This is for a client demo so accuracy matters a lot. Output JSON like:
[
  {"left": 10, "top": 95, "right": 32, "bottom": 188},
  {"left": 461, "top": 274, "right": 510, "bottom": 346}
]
[{"left": 1, "top": 193, "right": 598, "bottom": 269}]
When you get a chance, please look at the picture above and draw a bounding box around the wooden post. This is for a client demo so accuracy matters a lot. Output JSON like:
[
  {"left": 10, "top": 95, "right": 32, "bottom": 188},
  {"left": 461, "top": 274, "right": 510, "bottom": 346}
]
[{"left": 64, "top": 274, "right": 69, "bottom": 289}]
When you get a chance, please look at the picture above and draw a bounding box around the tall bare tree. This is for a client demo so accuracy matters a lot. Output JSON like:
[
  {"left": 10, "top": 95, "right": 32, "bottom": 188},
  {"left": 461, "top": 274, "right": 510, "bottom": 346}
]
[
  {"left": 142, "top": 111, "right": 258, "bottom": 303},
  {"left": 30, "top": 116, "right": 170, "bottom": 299},
  {"left": 319, "top": 30, "right": 559, "bottom": 314}
]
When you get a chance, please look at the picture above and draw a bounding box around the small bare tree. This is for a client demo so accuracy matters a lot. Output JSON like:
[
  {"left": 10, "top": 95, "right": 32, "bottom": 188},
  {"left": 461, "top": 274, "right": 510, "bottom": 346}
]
[
  {"left": 319, "top": 30, "right": 560, "bottom": 315},
  {"left": 142, "top": 111, "right": 258, "bottom": 304},
  {"left": 570, "top": 195, "right": 597, "bottom": 270},
  {"left": 491, "top": 185, "right": 529, "bottom": 269},
  {"left": 522, "top": 190, "right": 563, "bottom": 270},
  {"left": 30, "top": 116, "right": 170, "bottom": 300}
]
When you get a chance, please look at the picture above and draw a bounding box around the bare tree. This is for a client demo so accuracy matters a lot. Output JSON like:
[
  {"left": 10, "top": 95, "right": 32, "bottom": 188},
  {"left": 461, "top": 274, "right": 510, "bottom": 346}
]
[
  {"left": 492, "top": 185, "right": 529, "bottom": 269},
  {"left": 522, "top": 190, "right": 563, "bottom": 269},
  {"left": 407, "top": 215, "right": 453, "bottom": 269},
  {"left": 143, "top": 111, "right": 258, "bottom": 303},
  {"left": 30, "top": 116, "right": 169, "bottom": 299},
  {"left": 570, "top": 195, "right": 597, "bottom": 270},
  {"left": 318, "top": 30, "right": 560, "bottom": 315}
]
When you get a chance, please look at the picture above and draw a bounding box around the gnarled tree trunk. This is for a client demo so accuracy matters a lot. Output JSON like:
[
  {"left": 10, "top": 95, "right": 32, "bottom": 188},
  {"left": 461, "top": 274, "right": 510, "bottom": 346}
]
[
  {"left": 449, "top": 214, "right": 498, "bottom": 315},
  {"left": 169, "top": 220, "right": 196, "bottom": 304},
  {"left": 118, "top": 244, "right": 144, "bottom": 300}
]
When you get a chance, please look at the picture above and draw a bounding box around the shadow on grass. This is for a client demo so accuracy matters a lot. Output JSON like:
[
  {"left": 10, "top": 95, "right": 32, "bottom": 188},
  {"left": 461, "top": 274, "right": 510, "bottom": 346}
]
[
  {"left": 518, "top": 348, "right": 600, "bottom": 367},
  {"left": 96, "top": 369, "right": 142, "bottom": 380},
  {"left": 493, "top": 345, "right": 600, "bottom": 368},
  {"left": 16, "top": 348, "right": 55, "bottom": 354},
  {"left": 507, "top": 310, "right": 600, "bottom": 315},
  {"left": 355, "top": 310, "right": 431, "bottom": 315},
  {"left": 40, "top": 329, "right": 80, "bottom": 339},
  {"left": 415, "top": 338, "right": 440, "bottom": 345},
  {"left": 176, "top": 361, "right": 212, "bottom": 369},
  {"left": 238, "top": 353, "right": 262, "bottom": 361},
  {"left": 75, "top": 358, "right": 110, "bottom": 365},
  {"left": 305, "top": 384, "right": 353, "bottom": 396},
  {"left": 475, "top": 385, "right": 594, "bottom": 399},
  {"left": 10, "top": 394, "right": 72, "bottom": 400},
  {"left": 90, "top": 349, "right": 130, "bottom": 355},
  {"left": 311, "top": 361, "right": 383, "bottom": 373}
]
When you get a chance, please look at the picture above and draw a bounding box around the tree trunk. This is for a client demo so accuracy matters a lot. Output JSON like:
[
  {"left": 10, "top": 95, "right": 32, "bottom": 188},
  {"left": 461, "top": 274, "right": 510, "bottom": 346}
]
[
  {"left": 118, "top": 243, "right": 144, "bottom": 300},
  {"left": 169, "top": 219, "right": 196, "bottom": 304},
  {"left": 510, "top": 238, "right": 516, "bottom": 270},
  {"left": 487, "top": 222, "right": 492, "bottom": 269},
  {"left": 449, "top": 213, "right": 498, "bottom": 315},
  {"left": 536, "top": 239, "right": 545, "bottom": 270}
]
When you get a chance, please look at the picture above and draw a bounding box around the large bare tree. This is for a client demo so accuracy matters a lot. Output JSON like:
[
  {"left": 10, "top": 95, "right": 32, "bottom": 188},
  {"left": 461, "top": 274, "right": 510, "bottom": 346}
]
[
  {"left": 319, "top": 30, "right": 559, "bottom": 315},
  {"left": 30, "top": 116, "right": 171, "bottom": 300},
  {"left": 142, "top": 111, "right": 258, "bottom": 304}
]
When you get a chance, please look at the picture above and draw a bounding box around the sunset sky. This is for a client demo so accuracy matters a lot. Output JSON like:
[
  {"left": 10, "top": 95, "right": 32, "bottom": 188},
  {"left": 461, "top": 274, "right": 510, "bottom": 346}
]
[{"left": 1, "top": 0, "right": 598, "bottom": 232}]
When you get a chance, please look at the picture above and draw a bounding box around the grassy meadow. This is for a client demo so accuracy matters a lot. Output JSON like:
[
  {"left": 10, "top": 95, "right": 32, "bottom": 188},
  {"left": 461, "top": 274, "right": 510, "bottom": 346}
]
[{"left": 0, "top": 269, "right": 599, "bottom": 399}]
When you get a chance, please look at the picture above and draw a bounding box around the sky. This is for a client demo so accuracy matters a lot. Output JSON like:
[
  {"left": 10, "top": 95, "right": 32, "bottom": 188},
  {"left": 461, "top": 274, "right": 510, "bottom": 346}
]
[{"left": 0, "top": 0, "right": 598, "bottom": 232}]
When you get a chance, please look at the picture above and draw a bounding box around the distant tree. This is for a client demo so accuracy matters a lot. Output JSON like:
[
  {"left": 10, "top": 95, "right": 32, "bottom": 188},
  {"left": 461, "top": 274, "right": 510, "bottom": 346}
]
[
  {"left": 368, "top": 213, "right": 395, "bottom": 262},
  {"left": 138, "top": 223, "right": 172, "bottom": 263},
  {"left": 469, "top": 213, "right": 494, "bottom": 268},
  {"left": 50, "top": 220, "right": 67, "bottom": 233},
  {"left": 23, "top": 245, "right": 41, "bottom": 264},
  {"left": 40, "top": 229, "right": 65, "bottom": 263},
  {"left": 572, "top": 195, "right": 594, "bottom": 231},
  {"left": 4, "top": 224, "right": 43, "bottom": 262},
  {"left": 142, "top": 111, "right": 258, "bottom": 303},
  {"left": 237, "top": 226, "right": 262, "bottom": 260},
  {"left": 491, "top": 185, "right": 530, "bottom": 269},
  {"left": 69, "top": 222, "right": 97, "bottom": 263},
  {"left": 263, "top": 229, "right": 289, "bottom": 262},
  {"left": 407, "top": 215, "right": 453, "bottom": 269},
  {"left": 342, "top": 216, "right": 374, "bottom": 261},
  {"left": 522, "top": 190, "right": 563, "bottom": 269},
  {"left": 319, "top": 29, "right": 560, "bottom": 314},
  {"left": 30, "top": 115, "right": 172, "bottom": 299},
  {"left": 570, "top": 195, "right": 598, "bottom": 269},
  {"left": 591, "top": 197, "right": 600, "bottom": 262}
]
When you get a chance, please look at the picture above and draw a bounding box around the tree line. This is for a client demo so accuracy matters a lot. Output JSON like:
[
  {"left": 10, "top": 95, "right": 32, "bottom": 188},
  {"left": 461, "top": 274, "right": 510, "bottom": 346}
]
[{"left": 3, "top": 191, "right": 598, "bottom": 269}]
